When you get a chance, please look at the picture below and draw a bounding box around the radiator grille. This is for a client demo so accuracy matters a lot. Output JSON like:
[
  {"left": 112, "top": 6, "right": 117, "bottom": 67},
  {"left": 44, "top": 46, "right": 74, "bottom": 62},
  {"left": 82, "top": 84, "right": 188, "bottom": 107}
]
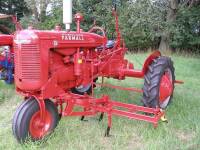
[{"left": 14, "top": 44, "right": 41, "bottom": 80}]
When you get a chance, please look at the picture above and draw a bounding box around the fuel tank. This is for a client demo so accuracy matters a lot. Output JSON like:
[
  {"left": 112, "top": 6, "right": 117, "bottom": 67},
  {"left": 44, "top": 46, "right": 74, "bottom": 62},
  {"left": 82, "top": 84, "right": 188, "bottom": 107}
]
[{"left": 14, "top": 29, "right": 107, "bottom": 47}]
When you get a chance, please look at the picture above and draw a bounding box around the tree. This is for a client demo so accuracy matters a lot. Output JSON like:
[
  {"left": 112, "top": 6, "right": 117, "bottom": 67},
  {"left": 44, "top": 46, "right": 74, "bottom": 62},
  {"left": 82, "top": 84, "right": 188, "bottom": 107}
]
[
  {"left": 38, "top": 0, "right": 63, "bottom": 29},
  {"left": 24, "top": 0, "right": 53, "bottom": 26},
  {"left": 158, "top": 0, "right": 179, "bottom": 51},
  {"left": 11, "top": 0, "right": 200, "bottom": 53},
  {"left": 0, "top": 0, "right": 29, "bottom": 31},
  {"left": 0, "top": 0, "right": 29, "bottom": 16},
  {"left": 154, "top": 0, "right": 200, "bottom": 52},
  {"left": 170, "top": 5, "right": 200, "bottom": 52},
  {"left": 119, "top": 0, "right": 165, "bottom": 50}
]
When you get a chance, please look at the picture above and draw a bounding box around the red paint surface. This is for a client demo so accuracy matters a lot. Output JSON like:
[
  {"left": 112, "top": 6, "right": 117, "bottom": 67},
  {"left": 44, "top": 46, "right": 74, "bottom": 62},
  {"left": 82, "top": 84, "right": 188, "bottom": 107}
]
[{"left": 29, "top": 110, "right": 52, "bottom": 139}]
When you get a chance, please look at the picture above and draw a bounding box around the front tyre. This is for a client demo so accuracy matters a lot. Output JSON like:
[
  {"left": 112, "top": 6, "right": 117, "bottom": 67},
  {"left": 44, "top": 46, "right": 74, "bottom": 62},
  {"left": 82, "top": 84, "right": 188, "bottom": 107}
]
[
  {"left": 142, "top": 56, "right": 175, "bottom": 109},
  {"left": 12, "top": 98, "right": 59, "bottom": 143}
]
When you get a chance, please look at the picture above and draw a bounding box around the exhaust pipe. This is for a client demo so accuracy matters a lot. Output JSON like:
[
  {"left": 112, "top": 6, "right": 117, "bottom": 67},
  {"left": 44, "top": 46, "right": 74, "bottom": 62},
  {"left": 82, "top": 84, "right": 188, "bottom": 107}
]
[{"left": 63, "top": 0, "right": 72, "bottom": 30}]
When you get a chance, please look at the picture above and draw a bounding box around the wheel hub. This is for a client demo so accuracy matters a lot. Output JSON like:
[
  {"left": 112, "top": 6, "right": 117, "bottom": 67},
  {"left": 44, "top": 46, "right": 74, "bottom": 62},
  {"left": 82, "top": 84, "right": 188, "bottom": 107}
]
[
  {"left": 29, "top": 110, "right": 52, "bottom": 139},
  {"left": 159, "top": 70, "right": 173, "bottom": 103}
]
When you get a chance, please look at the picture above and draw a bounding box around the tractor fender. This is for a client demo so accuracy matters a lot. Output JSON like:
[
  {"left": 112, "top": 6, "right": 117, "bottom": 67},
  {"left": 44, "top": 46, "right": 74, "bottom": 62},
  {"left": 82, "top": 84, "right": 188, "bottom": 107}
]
[{"left": 142, "top": 51, "right": 161, "bottom": 75}]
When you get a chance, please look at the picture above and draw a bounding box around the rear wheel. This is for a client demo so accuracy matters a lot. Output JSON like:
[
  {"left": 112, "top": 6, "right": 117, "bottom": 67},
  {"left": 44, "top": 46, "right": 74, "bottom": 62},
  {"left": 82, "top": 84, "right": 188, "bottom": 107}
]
[
  {"left": 12, "top": 98, "right": 59, "bottom": 143},
  {"left": 142, "top": 56, "right": 175, "bottom": 109}
]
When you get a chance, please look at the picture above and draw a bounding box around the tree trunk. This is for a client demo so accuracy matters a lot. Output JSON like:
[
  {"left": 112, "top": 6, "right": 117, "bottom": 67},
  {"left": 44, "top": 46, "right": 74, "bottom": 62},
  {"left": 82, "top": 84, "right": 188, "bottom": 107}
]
[
  {"left": 26, "top": 0, "right": 50, "bottom": 23},
  {"left": 159, "top": 0, "right": 178, "bottom": 51},
  {"left": 33, "top": 0, "right": 39, "bottom": 22},
  {"left": 39, "top": 0, "right": 50, "bottom": 22},
  {"left": 159, "top": 32, "right": 170, "bottom": 51}
]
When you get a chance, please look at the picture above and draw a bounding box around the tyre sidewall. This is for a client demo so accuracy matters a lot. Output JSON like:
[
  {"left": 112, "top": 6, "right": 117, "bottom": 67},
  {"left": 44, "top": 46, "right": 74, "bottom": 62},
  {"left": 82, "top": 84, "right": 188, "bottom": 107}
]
[
  {"left": 14, "top": 99, "right": 59, "bottom": 142},
  {"left": 154, "top": 60, "right": 175, "bottom": 108},
  {"left": 142, "top": 57, "right": 175, "bottom": 109}
]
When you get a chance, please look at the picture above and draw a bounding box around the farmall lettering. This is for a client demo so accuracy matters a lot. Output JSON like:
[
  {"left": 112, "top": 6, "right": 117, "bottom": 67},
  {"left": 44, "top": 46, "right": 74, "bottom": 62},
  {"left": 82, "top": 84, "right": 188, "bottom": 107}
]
[{"left": 62, "top": 34, "right": 84, "bottom": 41}]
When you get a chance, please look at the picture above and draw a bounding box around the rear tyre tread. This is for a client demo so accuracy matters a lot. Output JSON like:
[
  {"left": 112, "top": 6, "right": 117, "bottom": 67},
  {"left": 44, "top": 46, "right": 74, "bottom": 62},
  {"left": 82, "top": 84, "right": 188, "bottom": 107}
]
[{"left": 142, "top": 56, "right": 175, "bottom": 109}]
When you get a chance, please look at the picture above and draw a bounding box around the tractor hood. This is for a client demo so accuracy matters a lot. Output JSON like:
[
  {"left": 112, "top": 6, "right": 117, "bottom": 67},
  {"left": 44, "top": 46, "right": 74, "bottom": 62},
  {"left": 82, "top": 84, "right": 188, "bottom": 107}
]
[{"left": 14, "top": 29, "right": 107, "bottom": 49}]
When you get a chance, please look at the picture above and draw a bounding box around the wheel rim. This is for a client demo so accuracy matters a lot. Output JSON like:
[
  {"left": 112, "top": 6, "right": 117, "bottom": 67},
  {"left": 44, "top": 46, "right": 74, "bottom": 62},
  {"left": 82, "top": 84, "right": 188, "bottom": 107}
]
[
  {"left": 159, "top": 68, "right": 173, "bottom": 108},
  {"left": 29, "top": 110, "right": 52, "bottom": 139}
]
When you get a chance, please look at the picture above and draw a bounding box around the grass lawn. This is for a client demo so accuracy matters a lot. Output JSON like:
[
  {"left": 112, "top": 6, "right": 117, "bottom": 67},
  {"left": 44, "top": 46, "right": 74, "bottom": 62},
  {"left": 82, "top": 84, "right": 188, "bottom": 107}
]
[{"left": 0, "top": 52, "right": 199, "bottom": 150}]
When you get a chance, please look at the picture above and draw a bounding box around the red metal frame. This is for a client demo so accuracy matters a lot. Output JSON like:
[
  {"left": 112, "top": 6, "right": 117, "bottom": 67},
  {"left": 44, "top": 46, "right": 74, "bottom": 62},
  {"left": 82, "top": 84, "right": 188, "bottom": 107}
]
[{"left": 59, "top": 91, "right": 164, "bottom": 128}]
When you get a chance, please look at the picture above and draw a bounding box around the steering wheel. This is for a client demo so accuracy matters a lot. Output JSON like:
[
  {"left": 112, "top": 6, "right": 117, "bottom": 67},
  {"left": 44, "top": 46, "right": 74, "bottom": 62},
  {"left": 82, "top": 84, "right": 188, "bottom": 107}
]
[{"left": 88, "top": 26, "right": 106, "bottom": 37}]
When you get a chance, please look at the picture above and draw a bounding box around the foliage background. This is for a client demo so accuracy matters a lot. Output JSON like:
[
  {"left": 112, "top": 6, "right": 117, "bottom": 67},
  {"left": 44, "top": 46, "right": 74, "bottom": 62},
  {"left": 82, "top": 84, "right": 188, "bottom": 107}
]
[{"left": 0, "top": 0, "right": 199, "bottom": 52}]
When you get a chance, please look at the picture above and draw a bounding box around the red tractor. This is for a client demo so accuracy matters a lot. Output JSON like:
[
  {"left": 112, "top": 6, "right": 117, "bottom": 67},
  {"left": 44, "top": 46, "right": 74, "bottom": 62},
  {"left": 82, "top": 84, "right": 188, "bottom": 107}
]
[
  {"left": 12, "top": 0, "right": 181, "bottom": 143},
  {"left": 0, "top": 14, "right": 22, "bottom": 83}
]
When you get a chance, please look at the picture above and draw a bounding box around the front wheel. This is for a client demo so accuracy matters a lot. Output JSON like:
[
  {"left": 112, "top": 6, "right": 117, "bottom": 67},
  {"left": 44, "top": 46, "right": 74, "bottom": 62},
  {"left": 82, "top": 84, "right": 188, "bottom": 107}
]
[
  {"left": 12, "top": 98, "right": 59, "bottom": 143},
  {"left": 142, "top": 56, "right": 175, "bottom": 109}
]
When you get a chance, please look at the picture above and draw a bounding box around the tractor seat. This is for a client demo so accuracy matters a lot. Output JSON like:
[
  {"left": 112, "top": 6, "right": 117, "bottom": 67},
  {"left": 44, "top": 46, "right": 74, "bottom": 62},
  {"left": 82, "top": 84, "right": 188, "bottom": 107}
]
[
  {"left": 106, "top": 40, "right": 115, "bottom": 49},
  {"left": 96, "top": 40, "right": 115, "bottom": 51}
]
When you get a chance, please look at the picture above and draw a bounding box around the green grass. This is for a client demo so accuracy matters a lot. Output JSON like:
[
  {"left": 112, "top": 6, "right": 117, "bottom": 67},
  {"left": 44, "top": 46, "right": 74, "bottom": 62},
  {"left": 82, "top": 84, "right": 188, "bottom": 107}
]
[{"left": 0, "top": 52, "right": 200, "bottom": 150}]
